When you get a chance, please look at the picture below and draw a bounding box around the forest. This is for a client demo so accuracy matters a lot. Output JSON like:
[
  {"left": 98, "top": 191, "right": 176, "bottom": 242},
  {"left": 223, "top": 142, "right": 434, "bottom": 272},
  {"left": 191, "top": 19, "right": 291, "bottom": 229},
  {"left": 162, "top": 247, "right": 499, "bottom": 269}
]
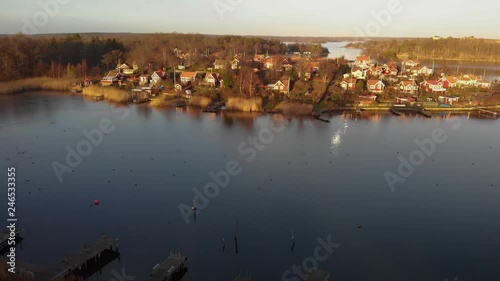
[
  {"left": 347, "top": 38, "right": 500, "bottom": 62},
  {"left": 0, "top": 33, "right": 321, "bottom": 82}
]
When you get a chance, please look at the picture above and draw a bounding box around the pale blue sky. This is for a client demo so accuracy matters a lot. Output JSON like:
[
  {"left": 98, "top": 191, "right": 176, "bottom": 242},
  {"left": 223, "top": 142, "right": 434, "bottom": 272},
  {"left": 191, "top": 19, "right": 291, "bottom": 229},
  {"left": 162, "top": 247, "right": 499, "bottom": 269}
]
[{"left": 1, "top": 0, "right": 499, "bottom": 38}]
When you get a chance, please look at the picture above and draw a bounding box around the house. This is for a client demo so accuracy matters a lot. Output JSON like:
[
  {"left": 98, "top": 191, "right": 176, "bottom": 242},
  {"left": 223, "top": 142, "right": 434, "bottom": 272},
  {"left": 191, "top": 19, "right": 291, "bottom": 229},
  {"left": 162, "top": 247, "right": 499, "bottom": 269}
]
[
  {"left": 340, "top": 78, "right": 357, "bottom": 91},
  {"left": 354, "top": 56, "right": 371, "bottom": 69},
  {"left": 180, "top": 72, "right": 197, "bottom": 83},
  {"left": 402, "top": 59, "right": 420, "bottom": 69},
  {"left": 382, "top": 63, "right": 398, "bottom": 76},
  {"left": 101, "top": 70, "right": 123, "bottom": 86},
  {"left": 262, "top": 58, "right": 276, "bottom": 69},
  {"left": 478, "top": 80, "right": 492, "bottom": 89},
  {"left": 83, "top": 77, "right": 93, "bottom": 87},
  {"left": 205, "top": 73, "right": 220, "bottom": 87},
  {"left": 214, "top": 60, "right": 226, "bottom": 70},
  {"left": 151, "top": 71, "right": 165, "bottom": 84},
  {"left": 367, "top": 80, "right": 385, "bottom": 94},
  {"left": 116, "top": 63, "right": 136, "bottom": 76},
  {"left": 268, "top": 78, "right": 291, "bottom": 95},
  {"left": 396, "top": 97, "right": 409, "bottom": 104},
  {"left": 398, "top": 80, "right": 419, "bottom": 94},
  {"left": 174, "top": 83, "right": 192, "bottom": 93},
  {"left": 305, "top": 61, "right": 320, "bottom": 79},
  {"left": 439, "top": 76, "right": 459, "bottom": 88},
  {"left": 283, "top": 63, "right": 294, "bottom": 71},
  {"left": 457, "top": 74, "right": 480, "bottom": 87},
  {"left": 409, "top": 66, "right": 433, "bottom": 76},
  {"left": 368, "top": 66, "right": 383, "bottom": 77},
  {"left": 230, "top": 59, "right": 240, "bottom": 70},
  {"left": 139, "top": 74, "right": 151, "bottom": 86},
  {"left": 420, "top": 80, "right": 447, "bottom": 93},
  {"left": 254, "top": 54, "right": 265, "bottom": 62},
  {"left": 351, "top": 67, "right": 367, "bottom": 80},
  {"left": 438, "top": 95, "right": 459, "bottom": 105}
]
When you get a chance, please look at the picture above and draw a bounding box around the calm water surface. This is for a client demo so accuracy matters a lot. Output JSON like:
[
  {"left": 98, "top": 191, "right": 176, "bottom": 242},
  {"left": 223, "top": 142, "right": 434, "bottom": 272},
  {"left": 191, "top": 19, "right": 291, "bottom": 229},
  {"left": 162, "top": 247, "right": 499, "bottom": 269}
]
[{"left": 1, "top": 92, "right": 499, "bottom": 281}]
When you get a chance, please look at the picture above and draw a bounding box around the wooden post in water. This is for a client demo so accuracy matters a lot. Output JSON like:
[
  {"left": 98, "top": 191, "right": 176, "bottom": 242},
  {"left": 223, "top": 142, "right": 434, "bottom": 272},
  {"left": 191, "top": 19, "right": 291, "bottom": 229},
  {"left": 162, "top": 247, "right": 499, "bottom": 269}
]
[{"left": 291, "top": 229, "right": 296, "bottom": 252}]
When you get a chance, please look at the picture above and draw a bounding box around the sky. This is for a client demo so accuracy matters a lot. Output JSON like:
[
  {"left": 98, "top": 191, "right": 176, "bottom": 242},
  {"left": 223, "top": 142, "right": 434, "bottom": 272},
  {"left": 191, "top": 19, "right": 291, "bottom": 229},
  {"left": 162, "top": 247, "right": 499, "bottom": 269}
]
[{"left": 1, "top": 0, "right": 500, "bottom": 38}]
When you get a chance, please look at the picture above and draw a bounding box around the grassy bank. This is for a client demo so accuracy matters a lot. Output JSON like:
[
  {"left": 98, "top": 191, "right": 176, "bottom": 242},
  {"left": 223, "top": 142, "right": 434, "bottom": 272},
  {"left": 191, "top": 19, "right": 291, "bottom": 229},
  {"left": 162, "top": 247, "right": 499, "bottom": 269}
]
[
  {"left": 188, "top": 96, "right": 212, "bottom": 108},
  {"left": 0, "top": 77, "right": 79, "bottom": 95},
  {"left": 273, "top": 102, "right": 313, "bottom": 115},
  {"left": 82, "top": 85, "right": 132, "bottom": 103},
  {"left": 226, "top": 97, "right": 262, "bottom": 112}
]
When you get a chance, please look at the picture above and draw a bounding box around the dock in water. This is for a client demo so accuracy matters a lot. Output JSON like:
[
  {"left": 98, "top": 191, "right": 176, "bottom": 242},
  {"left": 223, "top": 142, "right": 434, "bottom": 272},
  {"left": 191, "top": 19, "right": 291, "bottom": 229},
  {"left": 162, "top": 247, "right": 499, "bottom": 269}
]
[
  {"left": 305, "top": 268, "right": 331, "bottom": 281},
  {"left": 34, "top": 235, "right": 119, "bottom": 281},
  {"left": 390, "top": 108, "right": 401, "bottom": 116},
  {"left": 150, "top": 252, "right": 188, "bottom": 281},
  {"left": 474, "top": 108, "right": 498, "bottom": 117}
]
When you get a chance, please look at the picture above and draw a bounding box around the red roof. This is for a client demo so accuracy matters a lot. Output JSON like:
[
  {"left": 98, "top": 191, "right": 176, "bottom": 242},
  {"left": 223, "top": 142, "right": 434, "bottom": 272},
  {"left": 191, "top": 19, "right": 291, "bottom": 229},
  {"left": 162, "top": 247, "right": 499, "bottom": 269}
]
[{"left": 356, "top": 56, "right": 370, "bottom": 62}]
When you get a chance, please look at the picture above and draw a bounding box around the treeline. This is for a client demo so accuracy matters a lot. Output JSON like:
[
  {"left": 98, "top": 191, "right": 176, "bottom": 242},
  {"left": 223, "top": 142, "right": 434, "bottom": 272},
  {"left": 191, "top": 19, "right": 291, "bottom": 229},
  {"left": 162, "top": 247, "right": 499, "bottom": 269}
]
[
  {"left": 0, "top": 34, "right": 125, "bottom": 81},
  {"left": 347, "top": 38, "right": 500, "bottom": 62},
  {"left": 0, "top": 33, "right": 289, "bottom": 82}
]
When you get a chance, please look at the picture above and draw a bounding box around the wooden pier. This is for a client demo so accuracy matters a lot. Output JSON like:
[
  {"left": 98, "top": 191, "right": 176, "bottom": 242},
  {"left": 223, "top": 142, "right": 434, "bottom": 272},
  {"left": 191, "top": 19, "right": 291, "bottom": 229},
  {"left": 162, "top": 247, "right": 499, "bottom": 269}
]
[
  {"left": 34, "top": 235, "right": 119, "bottom": 281},
  {"left": 474, "top": 108, "right": 498, "bottom": 117},
  {"left": 203, "top": 101, "right": 225, "bottom": 113},
  {"left": 390, "top": 108, "right": 401, "bottom": 116},
  {"left": 418, "top": 109, "right": 432, "bottom": 118},
  {"left": 173, "top": 101, "right": 187, "bottom": 108},
  {"left": 150, "top": 252, "right": 188, "bottom": 281},
  {"left": 133, "top": 97, "right": 151, "bottom": 104},
  {"left": 313, "top": 114, "right": 331, "bottom": 123}
]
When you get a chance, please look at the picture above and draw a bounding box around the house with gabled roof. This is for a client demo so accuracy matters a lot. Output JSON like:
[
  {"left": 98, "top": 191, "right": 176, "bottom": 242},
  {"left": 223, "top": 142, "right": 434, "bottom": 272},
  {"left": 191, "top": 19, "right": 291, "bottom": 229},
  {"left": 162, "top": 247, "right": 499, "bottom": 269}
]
[
  {"left": 304, "top": 61, "right": 320, "bottom": 79},
  {"left": 398, "top": 80, "right": 419, "bottom": 94},
  {"left": 262, "top": 58, "right": 276, "bottom": 69},
  {"left": 420, "top": 80, "right": 447, "bottom": 93},
  {"left": 101, "top": 70, "right": 123, "bottom": 86},
  {"left": 139, "top": 74, "right": 151, "bottom": 86},
  {"left": 205, "top": 73, "right": 220, "bottom": 87},
  {"left": 354, "top": 56, "right": 371, "bottom": 69},
  {"left": 267, "top": 78, "right": 291, "bottom": 95},
  {"left": 214, "top": 60, "right": 226, "bottom": 70},
  {"left": 180, "top": 72, "right": 197, "bottom": 83},
  {"left": 402, "top": 59, "right": 420, "bottom": 68},
  {"left": 151, "top": 71, "right": 166, "bottom": 84},
  {"left": 438, "top": 76, "right": 459, "bottom": 88},
  {"left": 340, "top": 78, "right": 357, "bottom": 91},
  {"left": 367, "top": 80, "right": 385, "bottom": 94},
  {"left": 231, "top": 59, "right": 240, "bottom": 70},
  {"left": 368, "top": 66, "right": 383, "bottom": 77},
  {"left": 351, "top": 67, "right": 367, "bottom": 80}
]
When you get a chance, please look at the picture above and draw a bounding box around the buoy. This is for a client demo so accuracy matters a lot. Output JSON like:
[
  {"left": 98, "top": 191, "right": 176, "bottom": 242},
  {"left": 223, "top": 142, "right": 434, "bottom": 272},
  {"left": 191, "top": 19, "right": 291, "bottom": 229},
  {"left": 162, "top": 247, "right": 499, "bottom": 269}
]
[{"left": 94, "top": 200, "right": 100, "bottom": 206}]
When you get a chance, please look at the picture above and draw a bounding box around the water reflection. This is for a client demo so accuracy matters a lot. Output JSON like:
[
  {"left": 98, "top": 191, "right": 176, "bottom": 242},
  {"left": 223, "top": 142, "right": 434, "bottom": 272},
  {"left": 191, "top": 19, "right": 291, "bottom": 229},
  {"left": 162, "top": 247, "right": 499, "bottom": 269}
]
[{"left": 135, "top": 104, "right": 152, "bottom": 120}]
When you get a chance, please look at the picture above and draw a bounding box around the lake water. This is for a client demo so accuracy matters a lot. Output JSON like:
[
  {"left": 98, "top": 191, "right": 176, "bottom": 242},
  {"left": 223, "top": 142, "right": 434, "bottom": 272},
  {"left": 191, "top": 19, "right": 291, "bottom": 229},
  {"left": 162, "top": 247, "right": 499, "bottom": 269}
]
[
  {"left": 1, "top": 92, "right": 500, "bottom": 281},
  {"left": 322, "top": 42, "right": 363, "bottom": 61}
]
